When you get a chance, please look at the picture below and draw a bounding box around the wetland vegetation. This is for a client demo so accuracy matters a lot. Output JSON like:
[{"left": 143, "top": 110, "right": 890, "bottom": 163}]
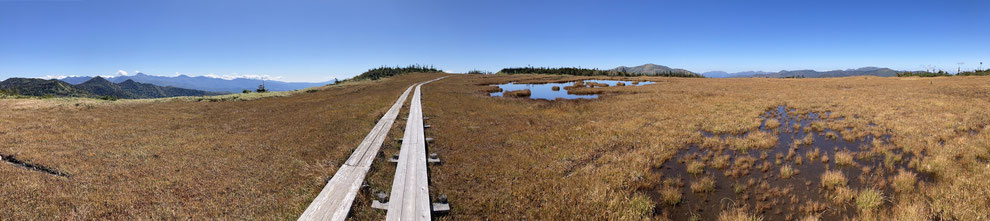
[{"left": 2, "top": 73, "right": 989, "bottom": 220}]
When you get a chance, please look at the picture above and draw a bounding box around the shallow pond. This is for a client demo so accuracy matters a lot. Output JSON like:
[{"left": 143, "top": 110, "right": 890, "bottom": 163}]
[
  {"left": 648, "top": 106, "right": 932, "bottom": 220},
  {"left": 488, "top": 80, "right": 654, "bottom": 100}
]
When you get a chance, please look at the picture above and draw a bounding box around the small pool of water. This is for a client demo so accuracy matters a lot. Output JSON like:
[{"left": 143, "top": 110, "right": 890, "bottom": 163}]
[{"left": 488, "top": 80, "right": 655, "bottom": 100}]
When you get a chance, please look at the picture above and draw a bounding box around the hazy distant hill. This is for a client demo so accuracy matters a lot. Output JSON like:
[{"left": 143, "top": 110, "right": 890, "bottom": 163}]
[
  {"left": 611, "top": 63, "right": 697, "bottom": 75},
  {"left": 701, "top": 71, "right": 774, "bottom": 78},
  {"left": 0, "top": 77, "right": 221, "bottom": 99},
  {"left": 701, "top": 67, "right": 899, "bottom": 78},
  {"left": 750, "top": 67, "right": 899, "bottom": 78},
  {"left": 60, "top": 73, "right": 331, "bottom": 93}
]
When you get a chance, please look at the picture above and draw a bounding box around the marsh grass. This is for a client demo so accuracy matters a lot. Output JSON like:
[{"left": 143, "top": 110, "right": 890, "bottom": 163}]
[
  {"left": 780, "top": 165, "right": 796, "bottom": 179},
  {"left": 660, "top": 185, "right": 682, "bottom": 205},
  {"left": 391, "top": 74, "right": 986, "bottom": 219},
  {"left": 764, "top": 118, "right": 781, "bottom": 130},
  {"left": 831, "top": 186, "right": 855, "bottom": 204},
  {"left": 892, "top": 170, "right": 917, "bottom": 193},
  {"left": 503, "top": 89, "right": 531, "bottom": 97},
  {"left": 691, "top": 176, "right": 716, "bottom": 193},
  {"left": 687, "top": 160, "right": 706, "bottom": 175},
  {"left": 717, "top": 208, "right": 763, "bottom": 221},
  {"left": 806, "top": 148, "right": 821, "bottom": 161},
  {"left": 856, "top": 188, "right": 885, "bottom": 212},
  {"left": 821, "top": 170, "right": 847, "bottom": 190},
  {"left": 711, "top": 154, "right": 731, "bottom": 170},
  {"left": 835, "top": 151, "right": 856, "bottom": 167},
  {"left": 0, "top": 73, "right": 445, "bottom": 219}
]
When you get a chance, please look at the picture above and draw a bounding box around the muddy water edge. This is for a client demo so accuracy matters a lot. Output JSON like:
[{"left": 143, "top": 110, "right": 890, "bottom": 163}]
[{"left": 646, "top": 106, "right": 933, "bottom": 220}]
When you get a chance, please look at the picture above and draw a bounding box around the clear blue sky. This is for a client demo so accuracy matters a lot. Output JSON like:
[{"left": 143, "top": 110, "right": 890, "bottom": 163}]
[{"left": 2, "top": 0, "right": 988, "bottom": 82}]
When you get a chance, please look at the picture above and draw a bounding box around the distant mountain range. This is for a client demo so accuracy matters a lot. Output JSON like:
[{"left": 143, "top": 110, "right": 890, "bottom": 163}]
[
  {"left": 699, "top": 71, "right": 773, "bottom": 78},
  {"left": 59, "top": 73, "right": 332, "bottom": 93},
  {"left": 701, "top": 67, "right": 900, "bottom": 78},
  {"left": 0, "top": 77, "right": 221, "bottom": 99},
  {"left": 611, "top": 64, "right": 697, "bottom": 75}
]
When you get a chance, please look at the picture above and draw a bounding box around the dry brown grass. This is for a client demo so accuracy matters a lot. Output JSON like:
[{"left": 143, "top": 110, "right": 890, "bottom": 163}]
[
  {"left": 0, "top": 74, "right": 445, "bottom": 219},
  {"left": 711, "top": 154, "right": 731, "bottom": 170},
  {"left": 892, "top": 170, "right": 917, "bottom": 193},
  {"left": 821, "top": 170, "right": 847, "bottom": 190},
  {"left": 764, "top": 118, "right": 781, "bottom": 130},
  {"left": 835, "top": 151, "right": 856, "bottom": 167},
  {"left": 831, "top": 185, "right": 855, "bottom": 204},
  {"left": 687, "top": 160, "right": 706, "bottom": 175},
  {"left": 779, "top": 165, "right": 796, "bottom": 179},
  {"left": 717, "top": 207, "right": 763, "bottom": 221},
  {"left": 659, "top": 185, "right": 681, "bottom": 205},
  {"left": 691, "top": 176, "right": 716, "bottom": 193},
  {"left": 503, "top": 89, "right": 531, "bottom": 97},
  {"left": 856, "top": 188, "right": 885, "bottom": 212},
  {"left": 7, "top": 73, "right": 990, "bottom": 220}
]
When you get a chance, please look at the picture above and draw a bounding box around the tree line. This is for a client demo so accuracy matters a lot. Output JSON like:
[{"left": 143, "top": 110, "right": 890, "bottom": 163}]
[
  {"left": 896, "top": 69, "right": 990, "bottom": 77},
  {"left": 351, "top": 65, "right": 443, "bottom": 81}
]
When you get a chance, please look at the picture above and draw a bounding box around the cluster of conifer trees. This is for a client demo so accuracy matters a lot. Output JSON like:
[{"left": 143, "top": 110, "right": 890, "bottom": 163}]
[
  {"left": 895, "top": 69, "right": 990, "bottom": 77},
  {"left": 353, "top": 65, "right": 443, "bottom": 80}
]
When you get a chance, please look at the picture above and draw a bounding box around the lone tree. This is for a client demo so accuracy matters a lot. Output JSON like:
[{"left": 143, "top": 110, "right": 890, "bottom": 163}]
[{"left": 256, "top": 80, "right": 267, "bottom": 93}]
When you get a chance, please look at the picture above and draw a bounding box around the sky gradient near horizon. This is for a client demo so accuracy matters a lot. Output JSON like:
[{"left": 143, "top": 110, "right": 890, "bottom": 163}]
[{"left": 2, "top": 0, "right": 989, "bottom": 82}]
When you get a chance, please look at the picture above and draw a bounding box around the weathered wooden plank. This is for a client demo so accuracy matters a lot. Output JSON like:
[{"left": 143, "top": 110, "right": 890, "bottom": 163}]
[
  {"left": 386, "top": 77, "right": 444, "bottom": 220},
  {"left": 298, "top": 83, "right": 417, "bottom": 221}
]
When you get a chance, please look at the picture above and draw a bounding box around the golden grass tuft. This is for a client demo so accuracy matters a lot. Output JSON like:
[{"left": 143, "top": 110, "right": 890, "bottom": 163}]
[
  {"left": 717, "top": 207, "right": 763, "bottom": 221},
  {"left": 687, "top": 160, "right": 706, "bottom": 175},
  {"left": 821, "top": 170, "right": 847, "bottom": 190},
  {"left": 806, "top": 148, "right": 821, "bottom": 161},
  {"left": 780, "top": 165, "right": 796, "bottom": 179},
  {"left": 711, "top": 154, "right": 731, "bottom": 170},
  {"left": 795, "top": 133, "right": 814, "bottom": 146},
  {"left": 856, "top": 188, "right": 885, "bottom": 212},
  {"left": 730, "top": 130, "right": 778, "bottom": 151},
  {"left": 831, "top": 185, "right": 856, "bottom": 204},
  {"left": 799, "top": 214, "right": 821, "bottom": 221},
  {"left": 892, "top": 170, "right": 917, "bottom": 193},
  {"left": 892, "top": 200, "right": 930, "bottom": 220},
  {"left": 764, "top": 118, "right": 781, "bottom": 129},
  {"left": 660, "top": 185, "right": 682, "bottom": 205},
  {"left": 834, "top": 151, "right": 856, "bottom": 167},
  {"left": 691, "top": 176, "right": 716, "bottom": 193}
]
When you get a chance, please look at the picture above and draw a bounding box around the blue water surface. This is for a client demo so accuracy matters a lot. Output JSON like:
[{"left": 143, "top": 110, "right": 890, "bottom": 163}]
[{"left": 489, "top": 80, "right": 655, "bottom": 100}]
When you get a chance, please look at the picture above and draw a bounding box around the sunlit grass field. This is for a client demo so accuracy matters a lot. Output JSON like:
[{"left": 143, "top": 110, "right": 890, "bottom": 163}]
[
  {"left": 422, "top": 74, "right": 989, "bottom": 220},
  {"left": 0, "top": 74, "right": 443, "bottom": 219},
  {"left": 2, "top": 73, "right": 988, "bottom": 220}
]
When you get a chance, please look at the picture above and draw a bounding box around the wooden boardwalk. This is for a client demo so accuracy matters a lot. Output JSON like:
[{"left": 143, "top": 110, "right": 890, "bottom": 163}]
[
  {"left": 299, "top": 77, "right": 444, "bottom": 221},
  {"left": 385, "top": 78, "right": 440, "bottom": 220}
]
